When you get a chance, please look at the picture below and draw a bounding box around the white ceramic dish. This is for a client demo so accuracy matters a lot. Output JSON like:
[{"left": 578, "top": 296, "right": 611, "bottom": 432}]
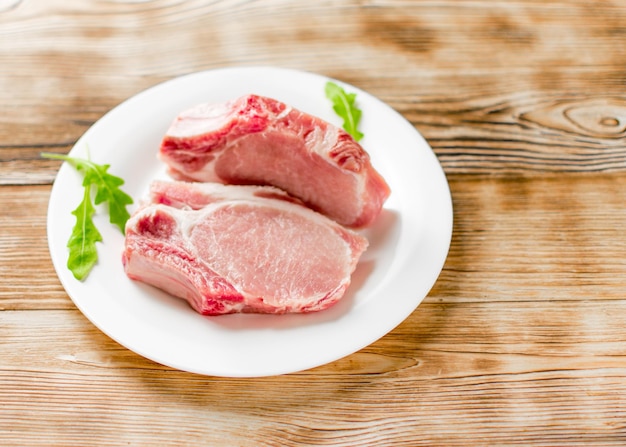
[{"left": 47, "top": 66, "right": 452, "bottom": 377}]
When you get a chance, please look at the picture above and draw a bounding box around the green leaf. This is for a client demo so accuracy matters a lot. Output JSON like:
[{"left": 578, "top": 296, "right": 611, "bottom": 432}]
[
  {"left": 66, "top": 186, "right": 102, "bottom": 280},
  {"left": 82, "top": 162, "right": 133, "bottom": 234},
  {"left": 42, "top": 152, "right": 133, "bottom": 233},
  {"left": 41, "top": 151, "right": 134, "bottom": 281},
  {"left": 324, "top": 81, "right": 364, "bottom": 142}
]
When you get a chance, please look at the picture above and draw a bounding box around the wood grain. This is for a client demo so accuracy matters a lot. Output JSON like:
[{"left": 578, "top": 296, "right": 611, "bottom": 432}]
[
  {"left": 0, "top": 185, "right": 68, "bottom": 310},
  {"left": 1, "top": 0, "right": 626, "bottom": 445},
  {"left": 436, "top": 173, "right": 626, "bottom": 302},
  {"left": 2, "top": 304, "right": 626, "bottom": 446},
  {"left": 1, "top": 0, "right": 624, "bottom": 183}
]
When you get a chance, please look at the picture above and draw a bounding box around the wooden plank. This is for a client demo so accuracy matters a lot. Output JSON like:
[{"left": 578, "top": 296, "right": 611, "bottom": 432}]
[
  {"left": 3, "top": 90, "right": 625, "bottom": 185},
  {"left": 0, "top": 185, "right": 69, "bottom": 309},
  {"left": 3, "top": 302, "right": 626, "bottom": 376},
  {"left": 1, "top": 368, "right": 624, "bottom": 446},
  {"left": 433, "top": 173, "right": 626, "bottom": 302}
]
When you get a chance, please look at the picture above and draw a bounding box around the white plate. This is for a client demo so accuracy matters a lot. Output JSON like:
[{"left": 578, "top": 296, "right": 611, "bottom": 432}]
[{"left": 47, "top": 66, "right": 452, "bottom": 377}]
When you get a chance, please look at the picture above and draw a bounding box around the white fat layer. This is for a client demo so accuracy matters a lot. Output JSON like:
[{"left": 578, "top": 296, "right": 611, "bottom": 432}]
[
  {"left": 274, "top": 105, "right": 292, "bottom": 120},
  {"left": 130, "top": 182, "right": 359, "bottom": 241},
  {"left": 167, "top": 102, "right": 233, "bottom": 138}
]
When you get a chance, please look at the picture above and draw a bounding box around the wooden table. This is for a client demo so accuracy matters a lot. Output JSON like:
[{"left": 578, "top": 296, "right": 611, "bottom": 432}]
[{"left": 2, "top": 1, "right": 626, "bottom": 445}]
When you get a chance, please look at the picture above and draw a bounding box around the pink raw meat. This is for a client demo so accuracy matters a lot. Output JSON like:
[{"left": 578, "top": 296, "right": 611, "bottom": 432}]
[
  {"left": 122, "top": 180, "right": 368, "bottom": 315},
  {"left": 158, "top": 94, "right": 390, "bottom": 228}
]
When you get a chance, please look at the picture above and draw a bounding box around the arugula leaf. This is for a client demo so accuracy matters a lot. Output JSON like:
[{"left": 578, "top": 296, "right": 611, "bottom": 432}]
[
  {"left": 42, "top": 152, "right": 133, "bottom": 233},
  {"left": 66, "top": 186, "right": 102, "bottom": 280},
  {"left": 41, "top": 151, "right": 134, "bottom": 280},
  {"left": 80, "top": 161, "right": 133, "bottom": 233},
  {"left": 325, "top": 81, "right": 364, "bottom": 142}
]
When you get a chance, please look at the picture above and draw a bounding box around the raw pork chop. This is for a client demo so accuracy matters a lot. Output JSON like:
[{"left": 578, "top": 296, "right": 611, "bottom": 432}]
[
  {"left": 158, "top": 94, "right": 391, "bottom": 228},
  {"left": 122, "top": 180, "right": 368, "bottom": 315}
]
